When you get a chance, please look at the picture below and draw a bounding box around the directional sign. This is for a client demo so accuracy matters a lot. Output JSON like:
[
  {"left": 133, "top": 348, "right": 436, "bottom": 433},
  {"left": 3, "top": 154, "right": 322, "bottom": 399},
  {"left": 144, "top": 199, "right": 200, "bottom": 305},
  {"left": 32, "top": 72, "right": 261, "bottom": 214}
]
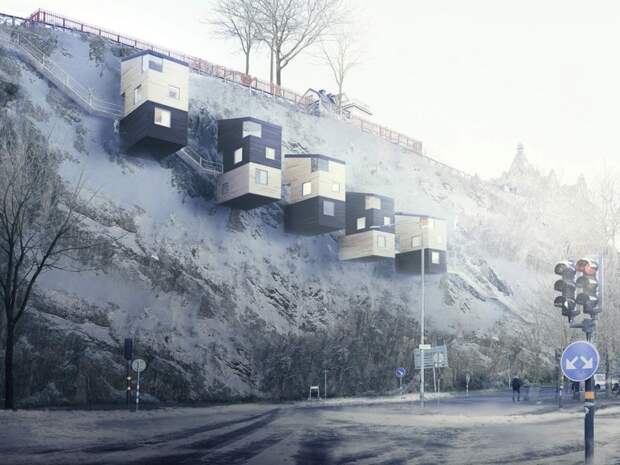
[
  {"left": 132, "top": 358, "right": 147, "bottom": 373},
  {"left": 414, "top": 345, "right": 448, "bottom": 369},
  {"left": 560, "top": 341, "right": 600, "bottom": 382},
  {"left": 395, "top": 367, "right": 406, "bottom": 378}
]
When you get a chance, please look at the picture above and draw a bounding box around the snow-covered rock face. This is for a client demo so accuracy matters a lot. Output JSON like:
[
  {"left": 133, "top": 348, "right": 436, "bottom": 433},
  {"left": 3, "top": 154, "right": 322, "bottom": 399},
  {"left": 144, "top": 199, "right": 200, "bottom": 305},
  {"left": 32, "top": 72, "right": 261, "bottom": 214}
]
[{"left": 0, "top": 26, "right": 600, "bottom": 405}]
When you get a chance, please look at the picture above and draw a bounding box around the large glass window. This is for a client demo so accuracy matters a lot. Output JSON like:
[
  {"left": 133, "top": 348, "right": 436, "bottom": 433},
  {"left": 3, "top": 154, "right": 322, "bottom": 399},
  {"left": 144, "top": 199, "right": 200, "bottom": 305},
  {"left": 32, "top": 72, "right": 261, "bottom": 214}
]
[
  {"left": 255, "top": 169, "right": 268, "bottom": 185},
  {"left": 323, "top": 200, "right": 335, "bottom": 216},
  {"left": 154, "top": 107, "right": 171, "bottom": 127},
  {"left": 431, "top": 251, "right": 441, "bottom": 264},
  {"left": 242, "top": 121, "right": 262, "bottom": 138},
  {"left": 302, "top": 182, "right": 312, "bottom": 196},
  {"left": 133, "top": 85, "right": 142, "bottom": 105},
  {"left": 168, "top": 85, "right": 180, "bottom": 100},
  {"left": 143, "top": 54, "right": 163, "bottom": 72},
  {"left": 384, "top": 216, "right": 391, "bottom": 226},
  {"left": 365, "top": 195, "right": 381, "bottom": 210},
  {"left": 311, "top": 158, "right": 330, "bottom": 172},
  {"left": 377, "top": 235, "right": 387, "bottom": 248},
  {"left": 234, "top": 148, "right": 243, "bottom": 164},
  {"left": 332, "top": 182, "right": 341, "bottom": 193},
  {"left": 357, "top": 217, "right": 366, "bottom": 230},
  {"left": 266, "top": 147, "right": 276, "bottom": 160}
]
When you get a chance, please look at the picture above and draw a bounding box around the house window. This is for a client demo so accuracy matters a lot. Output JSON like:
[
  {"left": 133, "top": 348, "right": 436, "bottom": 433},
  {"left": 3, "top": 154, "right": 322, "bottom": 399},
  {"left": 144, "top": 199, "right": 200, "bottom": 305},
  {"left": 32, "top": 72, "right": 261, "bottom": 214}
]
[
  {"left": 411, "top": 236, "right": 421, "bottom": 248},
  {"left": 234, "top": 148, "right": 243, "bottom": 164},
  {"left": 154, "top": 107, "right": 171, "bottom": 127},
  {"left": 377, "top": 235, "right": 387, "bottom": 248},
  {"left": 431, "top": 251, "right": 440, "bottom": 264},
  {"left": 133, "top": 85, "right": 142, "bottom": 105},
  {"left": 323, "top": 200, "right": 335, "bottom": 216},
  {"left": 143, "top": 54, "right": 163, "bottom": 72},
  {"left": 384, "top": 216, "right": 391, "bottom": 226},
  {"left": 302, "top": 182, "right": 312, "bottom": 196},
  {"left": 222, "top": 182, "right": 229, "bottom": 195},
  {"left": 332, "top": 182, "right": 340, "bottom": 193},
  {"left": 255, "top": 168, "right": 268, "bottom": 185},
  {"left": 266, "top": 147, "right": 276, "bottom": 160},
  {"left": 242, "top": 121, "right": 262, "bottom": 138},
  {"left": 357, "top": 217, "right": 366, "bottom": 230},
  {"left": 365, "top": 195, "right": 381, "bottom": 210},
  {"left": 168, "top": 85, "right": 180, "bottom": 100},
  {"left": 311, "top": 158, "right": 329, "bottom": 172}
]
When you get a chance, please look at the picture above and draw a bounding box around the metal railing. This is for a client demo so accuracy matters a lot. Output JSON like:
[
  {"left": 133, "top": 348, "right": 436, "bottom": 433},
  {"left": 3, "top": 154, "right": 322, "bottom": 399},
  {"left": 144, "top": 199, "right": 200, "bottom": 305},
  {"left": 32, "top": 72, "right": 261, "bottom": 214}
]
[{"left": 177, "top": 147, "right": 223, "bottom": 176}]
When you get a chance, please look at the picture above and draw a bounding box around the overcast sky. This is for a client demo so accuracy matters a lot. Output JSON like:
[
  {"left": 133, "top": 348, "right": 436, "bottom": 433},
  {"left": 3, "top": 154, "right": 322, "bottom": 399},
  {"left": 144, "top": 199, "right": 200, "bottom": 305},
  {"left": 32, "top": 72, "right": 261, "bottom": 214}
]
[{"left": 4, "top": 0, "right": 620, "bottom": 183}]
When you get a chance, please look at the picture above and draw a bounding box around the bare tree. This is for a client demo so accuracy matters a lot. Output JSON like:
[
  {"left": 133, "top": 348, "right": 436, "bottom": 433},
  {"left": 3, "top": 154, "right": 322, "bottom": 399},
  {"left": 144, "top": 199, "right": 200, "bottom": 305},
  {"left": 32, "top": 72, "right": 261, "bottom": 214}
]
[
  {"left": 255, "top": 0, "right": 343, "bottom": 86},
  {"left": 320, "top": 26, "right": 363, "bottom": 115},
  {"left": 0, "top": 114, "right": 94, "bottom": 409},
  {"left": 210, "top": 0, "right": 261, "bottom": 75}
]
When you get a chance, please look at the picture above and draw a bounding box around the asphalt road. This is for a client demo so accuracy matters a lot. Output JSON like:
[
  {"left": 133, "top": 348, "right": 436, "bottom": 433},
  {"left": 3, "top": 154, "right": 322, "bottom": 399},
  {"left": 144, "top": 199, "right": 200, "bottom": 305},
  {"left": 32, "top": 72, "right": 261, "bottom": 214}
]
[{"left": 2, "top": 390, "right": 620, "bottom": 465}]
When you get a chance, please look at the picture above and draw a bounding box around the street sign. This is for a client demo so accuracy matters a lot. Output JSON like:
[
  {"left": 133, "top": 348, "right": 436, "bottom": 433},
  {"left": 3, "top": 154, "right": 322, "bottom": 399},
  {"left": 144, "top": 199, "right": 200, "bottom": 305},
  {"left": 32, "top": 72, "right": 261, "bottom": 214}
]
[
  {"left": 419, "top": 344, "right": 432, "bottom": 350},
  {"left": 414, "top": 345, "right": 448, "bottom": 369},
  {"left": 395, "top": 367, "right": 406, "bottom": 378},
  {"left": 132, "top": 358, "right": 147, "bottom": 373},
  {"left": 560, "top": 341, "right": 600, "bottom": 382}
]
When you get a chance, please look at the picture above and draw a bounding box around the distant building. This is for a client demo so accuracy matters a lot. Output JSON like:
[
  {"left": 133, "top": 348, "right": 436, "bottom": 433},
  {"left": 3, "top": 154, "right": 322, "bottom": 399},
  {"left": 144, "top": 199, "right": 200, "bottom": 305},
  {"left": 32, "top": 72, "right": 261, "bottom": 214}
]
[
  {"left": 119, "top": 50, "right": 189, "bottom": 156},
  {"left": 339, "top": 192, "right": 395, "bottom": 261},
  {"left": 283, "top": 154, "right": 346, "bottom": 235},
  {"left": 216, "top": 117, "right": 282, "bottom": 210},
  {"left": 395, "top": 213, "right": 447, "bottom": 274}
]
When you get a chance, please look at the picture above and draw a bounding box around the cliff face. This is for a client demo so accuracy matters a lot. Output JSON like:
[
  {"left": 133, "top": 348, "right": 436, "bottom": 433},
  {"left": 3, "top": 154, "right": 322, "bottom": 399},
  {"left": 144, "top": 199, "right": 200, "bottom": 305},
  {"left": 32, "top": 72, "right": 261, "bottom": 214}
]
[{"left": 0, "top": 25, "right": 599, "bottom": 405}]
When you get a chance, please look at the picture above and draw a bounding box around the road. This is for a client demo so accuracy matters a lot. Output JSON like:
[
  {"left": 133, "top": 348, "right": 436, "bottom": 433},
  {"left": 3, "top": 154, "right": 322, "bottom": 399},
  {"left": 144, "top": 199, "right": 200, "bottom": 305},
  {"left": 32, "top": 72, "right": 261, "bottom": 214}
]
[{"left": 1, "top": 391, "right": 620, "bottom": 465}]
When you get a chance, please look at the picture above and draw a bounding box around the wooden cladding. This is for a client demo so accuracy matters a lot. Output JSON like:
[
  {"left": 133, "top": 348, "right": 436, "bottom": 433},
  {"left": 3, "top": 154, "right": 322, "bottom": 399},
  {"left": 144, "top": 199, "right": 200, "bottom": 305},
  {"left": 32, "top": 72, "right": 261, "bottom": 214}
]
[
  {"left": 395, "top": 214, "right": 447, "bottom": 253},
  {"left": 283, "top": 155, "right": 345, "bottom": 204},
  {"left": 339, "top": 230, "right": 396, "bottom": 261}
]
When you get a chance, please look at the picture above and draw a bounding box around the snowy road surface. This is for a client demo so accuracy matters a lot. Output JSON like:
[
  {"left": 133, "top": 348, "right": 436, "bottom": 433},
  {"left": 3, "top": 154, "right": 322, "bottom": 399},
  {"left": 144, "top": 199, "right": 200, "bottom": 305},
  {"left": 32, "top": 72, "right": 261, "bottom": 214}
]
[{"left": 1, "top": 392, "right": 620, "bottom": 465}]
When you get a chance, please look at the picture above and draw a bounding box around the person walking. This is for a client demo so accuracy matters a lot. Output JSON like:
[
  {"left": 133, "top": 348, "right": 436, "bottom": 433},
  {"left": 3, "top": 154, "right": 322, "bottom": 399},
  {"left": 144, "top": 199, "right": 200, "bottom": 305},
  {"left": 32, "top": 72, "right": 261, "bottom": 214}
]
[{"left": 511, "top": 376, "right": 522, "bottom": 402}]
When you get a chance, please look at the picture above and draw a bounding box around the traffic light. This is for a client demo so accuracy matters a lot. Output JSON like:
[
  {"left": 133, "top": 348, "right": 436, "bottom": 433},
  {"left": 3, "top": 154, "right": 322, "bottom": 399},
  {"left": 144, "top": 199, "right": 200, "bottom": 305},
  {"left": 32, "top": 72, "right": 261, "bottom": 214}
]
[
  {"left": 554, "top": 261, "right": 579, "bottom": 321},
  {"left": 576, "top": 259, "right": 601, "bottom": 316}
]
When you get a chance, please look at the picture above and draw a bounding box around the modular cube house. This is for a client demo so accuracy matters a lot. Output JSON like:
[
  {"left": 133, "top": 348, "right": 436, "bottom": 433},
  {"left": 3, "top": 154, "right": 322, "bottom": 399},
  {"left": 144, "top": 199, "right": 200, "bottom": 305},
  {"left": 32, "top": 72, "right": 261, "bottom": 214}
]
[
  {"left": 394, "top": 213, "right": 448, "bottom": 274},
  {"left": 216, "top": 117, "right": 283, "bottom": 210},
  {"left": 283, "top": 154, "right": 346, "bottom": 235},
  {"left": 119, "top": 51, "right": 189, "bottom": 157},
  {"left": 338, "top": 192, "right": 396, "bottom": 261}
]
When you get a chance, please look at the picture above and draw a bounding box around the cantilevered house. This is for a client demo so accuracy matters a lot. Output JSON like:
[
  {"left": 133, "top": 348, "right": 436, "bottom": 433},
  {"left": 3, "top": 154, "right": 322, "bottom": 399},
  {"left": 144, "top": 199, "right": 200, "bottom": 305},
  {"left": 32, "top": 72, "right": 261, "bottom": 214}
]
[
  {"left": 216, "top": 117, "right": 282, "bottom": 210},
  {"left": 395, "top": 213, "right": 447, "bottom": 274},
  {"left": 338, "top": 192, "right": 395, "bottom": 261},
  {"left": 119, "top": 50, "right": 189, "bottom": 156},
  {"left": 283, "top": 154, "right": 346, "bottom": 235}
]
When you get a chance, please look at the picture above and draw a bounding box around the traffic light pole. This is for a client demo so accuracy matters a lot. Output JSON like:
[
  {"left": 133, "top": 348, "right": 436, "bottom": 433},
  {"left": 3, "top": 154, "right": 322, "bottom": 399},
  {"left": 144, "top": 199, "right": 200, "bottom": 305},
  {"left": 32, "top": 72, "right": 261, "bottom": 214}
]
[
  {"left": 420, "top": 240, "right": 425, "bottom": 408},
  {"left": 584, "top": 332, "right": 595, "bottom": 465}
]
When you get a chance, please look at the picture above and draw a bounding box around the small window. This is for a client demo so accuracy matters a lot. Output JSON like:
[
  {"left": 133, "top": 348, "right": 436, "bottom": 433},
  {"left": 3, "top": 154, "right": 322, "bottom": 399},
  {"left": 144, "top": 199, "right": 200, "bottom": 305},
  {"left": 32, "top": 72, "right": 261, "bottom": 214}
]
[
  {"left": 431, "top": 251, "right": 440, "bottom": 264},
  {"left": 377, "top": 235, "right": 387, "bottom": 248},
  {"left": 222, "top": 183, "right": 229, "bottom": 195},
  {"left": 143, "top": 54, "right": 163, "bottom": 72},
  {"left": 234, "top": 148, "right": 243, "bottom": 164},
  {"left": 255, "top": 168, "right": 268, "bottom": 185},
  {"left": 311, "top": 158, "right": 329, "bottom": 172},
  {"left": 323, "top": 200, "right": 335, "bottom": 216},
  {"left": 411, "top": 236, "right": 421, "bottom": 248},
  {"left": 384, "top": 216, "right": 391, "bottom": 226},
  {"left": 365, "top": 195, "right": 381, "bottom": 210},
  {"left": 133, "top": 85, "right": 142, "bottom": 105},
  {"left": 168, "top": 85, "right": 180, "bottom": 100},
  {"left": 357, "top": 217, "right": 366, "bottom": 230},
  {"left": 332, "top": 182, "right": 340, "bottom": 193},
  {"left": 266, "top": 147, "right": 276, "bottom": 160},
  {"left": 242, "top": 121, "right": 262, "bottom": 138},
  {"left": 302, "top": 182, "right": 312, "bottom": 196},
  {"left": 154, "top": 107, "right": 171, "bottom": 127}
]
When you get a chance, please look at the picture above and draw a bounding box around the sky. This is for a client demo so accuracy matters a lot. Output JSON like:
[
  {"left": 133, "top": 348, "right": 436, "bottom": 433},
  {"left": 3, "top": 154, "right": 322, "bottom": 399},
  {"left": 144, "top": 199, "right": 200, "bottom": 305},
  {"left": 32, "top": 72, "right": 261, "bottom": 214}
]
[{"left": 4, "top": 0, "right": 620, "bottom": 183}]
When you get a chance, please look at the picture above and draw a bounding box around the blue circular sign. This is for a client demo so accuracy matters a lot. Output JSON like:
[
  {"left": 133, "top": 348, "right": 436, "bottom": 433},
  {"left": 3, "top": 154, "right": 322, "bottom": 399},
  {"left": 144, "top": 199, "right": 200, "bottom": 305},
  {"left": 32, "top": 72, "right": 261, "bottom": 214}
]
[
  {"left": 560, "top": 341, "right": 600, "bottom": 382},
  {"left": 395, "top": 367, "right": 406, "bottom": 378}
]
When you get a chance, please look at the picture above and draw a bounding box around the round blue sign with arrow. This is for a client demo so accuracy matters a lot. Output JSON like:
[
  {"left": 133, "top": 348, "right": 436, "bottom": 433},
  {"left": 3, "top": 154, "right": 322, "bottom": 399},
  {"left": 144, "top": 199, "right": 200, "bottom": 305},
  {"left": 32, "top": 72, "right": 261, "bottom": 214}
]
[
  {"left": 560, "top": 341, "right": 600, "bottom": 382},
  {"left": 395, "top": 367, "right": 406, "bottom": 378}
]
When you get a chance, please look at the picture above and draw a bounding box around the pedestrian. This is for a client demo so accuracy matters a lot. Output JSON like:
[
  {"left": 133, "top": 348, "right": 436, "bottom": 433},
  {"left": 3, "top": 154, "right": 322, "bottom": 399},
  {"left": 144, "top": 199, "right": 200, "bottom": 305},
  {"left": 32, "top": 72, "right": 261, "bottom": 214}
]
[{"left": 511, "top": 376, "right": 521, "bottom": 402}]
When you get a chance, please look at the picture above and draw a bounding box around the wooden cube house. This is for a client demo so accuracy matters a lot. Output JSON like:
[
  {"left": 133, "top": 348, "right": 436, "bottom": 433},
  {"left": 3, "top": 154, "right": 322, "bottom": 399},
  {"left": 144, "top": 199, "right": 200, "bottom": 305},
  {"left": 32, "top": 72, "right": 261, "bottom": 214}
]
[
  {"left": 119, "top": 51, "right": 189, "bottom": 156},
  {"left": 338, "top": 192, "right": 396, "bottom": 261},
  {"left": 395, "top": 213, "right": 447, "bottom": 274},
  {"left": 283, "top": 154, "right": 346, "bottom": 235},
  {"left": 216, "top": 117, "right": 282, "bottom": 210}
]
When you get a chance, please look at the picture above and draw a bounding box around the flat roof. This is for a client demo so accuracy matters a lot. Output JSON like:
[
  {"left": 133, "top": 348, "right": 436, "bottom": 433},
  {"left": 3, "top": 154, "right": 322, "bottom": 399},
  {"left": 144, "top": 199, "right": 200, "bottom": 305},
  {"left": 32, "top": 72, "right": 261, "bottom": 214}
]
[
  {"left": 121, "top": 49, "right": 188, "bottom": 67},
  {"left": 395, "top": 212, "right": 446, "bottom": 221},
  {"left": 284, "top": 153, "right": 345, "bottom": 165}
]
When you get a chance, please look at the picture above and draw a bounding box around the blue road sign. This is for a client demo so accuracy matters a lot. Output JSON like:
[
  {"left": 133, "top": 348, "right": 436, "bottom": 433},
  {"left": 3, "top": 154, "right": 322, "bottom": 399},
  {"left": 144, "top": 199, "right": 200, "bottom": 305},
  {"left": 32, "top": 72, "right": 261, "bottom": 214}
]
[
  {"left": 560, "top": 341, "right": 600, "bottom": 382},
  {"left": 395, "top": 367, "right": 406, "bottom": 378}
]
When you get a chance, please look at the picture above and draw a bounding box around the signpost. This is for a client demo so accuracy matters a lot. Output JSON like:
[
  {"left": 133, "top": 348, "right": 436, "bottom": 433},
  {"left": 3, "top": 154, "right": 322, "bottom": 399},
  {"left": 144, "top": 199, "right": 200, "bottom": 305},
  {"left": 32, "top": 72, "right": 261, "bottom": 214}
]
[
  {"left": 131, "top": 358, "right": 146, "bottom": 411},
  {"left": 396, "top": 367, "right": 406, "bottom": 397},
  {"left": 465, "top": 373, "right": 471, "bottom": 396},
  {"left": 414, "top": 345, "right": 448, "bottom": 369}
]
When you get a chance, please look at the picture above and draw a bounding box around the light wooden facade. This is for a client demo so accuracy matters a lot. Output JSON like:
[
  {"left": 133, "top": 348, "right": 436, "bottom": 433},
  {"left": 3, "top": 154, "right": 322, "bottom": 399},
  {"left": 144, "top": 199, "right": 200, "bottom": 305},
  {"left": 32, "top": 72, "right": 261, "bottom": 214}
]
[
  {"left": 119, "top": 50, "right": 189, "bottom": 156},
  {"left": 338, "top": 230, "right": 396, "bottom": 261},
  {"left": 395, "top": 213, "right": 448, "bottom": 274},
  {"left": 216, "top": 163, "right": 282, "bottom": 208}
]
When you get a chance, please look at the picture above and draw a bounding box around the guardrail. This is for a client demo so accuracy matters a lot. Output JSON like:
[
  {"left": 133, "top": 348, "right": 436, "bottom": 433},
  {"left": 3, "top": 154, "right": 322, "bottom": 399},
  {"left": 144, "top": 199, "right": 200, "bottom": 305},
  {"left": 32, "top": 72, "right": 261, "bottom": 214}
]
[{"left": 177, "top": 147, "right": 223, "bottom": 176}]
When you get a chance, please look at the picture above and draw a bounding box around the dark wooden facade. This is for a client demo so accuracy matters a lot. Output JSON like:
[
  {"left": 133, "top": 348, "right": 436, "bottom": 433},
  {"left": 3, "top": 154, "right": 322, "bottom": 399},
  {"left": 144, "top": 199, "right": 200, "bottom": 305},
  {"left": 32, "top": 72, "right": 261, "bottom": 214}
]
[
  {"left": 284, "top": 196, "right": 345, "bottom": 235},
  {"left": 395, "top": 249, "right": 448, "bottom": 274},
  {"left": 345, "top": 192, "right": 395, "bottom": 235},
  {"left": 218, "top": 117, "right": 282, "bottom": 172}
]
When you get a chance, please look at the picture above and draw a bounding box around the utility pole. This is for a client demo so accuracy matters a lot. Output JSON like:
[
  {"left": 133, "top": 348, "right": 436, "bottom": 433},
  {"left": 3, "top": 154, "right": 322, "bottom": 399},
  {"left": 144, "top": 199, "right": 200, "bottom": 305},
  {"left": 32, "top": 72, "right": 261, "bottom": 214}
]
[
  {"left": 420, "top": 226, "right": 425, "bottom": 408},
  {"left": 324, "top": 369, "right": 327, "bottom": 400}
]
